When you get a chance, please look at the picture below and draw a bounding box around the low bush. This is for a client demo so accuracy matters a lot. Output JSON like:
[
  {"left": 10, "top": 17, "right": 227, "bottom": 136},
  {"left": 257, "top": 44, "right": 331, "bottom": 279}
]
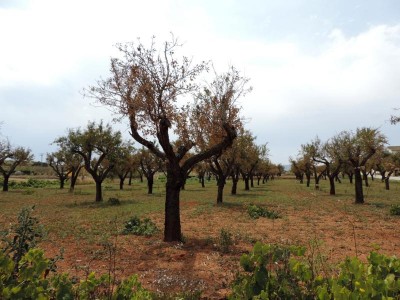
[
  {"left": 122, "top": 216, "right": 159, "bottom": 236},
  {"left": 247, "top": 204, "right": 280, "bottom": 219},
  {"left": 390, "top": 204, "right": 400, "bottom": 216},
  {"left": 218, "top": 229, "right": 234, "bottom": 253},
  {"left": 108, "top": 197, "right": 121, "bottom": 205}
]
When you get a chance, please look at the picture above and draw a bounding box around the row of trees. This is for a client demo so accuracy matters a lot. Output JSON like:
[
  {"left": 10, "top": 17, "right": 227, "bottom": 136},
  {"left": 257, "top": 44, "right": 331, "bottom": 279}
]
[{"left": 290, "top": 127, "right": 399, "bottom": 204}]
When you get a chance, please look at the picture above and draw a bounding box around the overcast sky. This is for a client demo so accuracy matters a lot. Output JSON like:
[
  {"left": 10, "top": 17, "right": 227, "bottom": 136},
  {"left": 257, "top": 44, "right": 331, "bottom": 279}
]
[{"left": 1, "top": 0, "right": 400, "bottom": 164}]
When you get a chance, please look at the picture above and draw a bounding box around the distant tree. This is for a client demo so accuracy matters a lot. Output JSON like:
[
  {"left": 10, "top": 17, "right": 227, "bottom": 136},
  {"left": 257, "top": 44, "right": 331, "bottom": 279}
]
[
  {"left": 236, "top": 132, "right": 262, "bottom": 191},
  {"left": 139, "top": 147, "right": 163, "bottom": 194},
  {"left": 0, "top": 138, "right": 12, "bottom": 166},
  {"left": 289, "top": 157, "right": 304, "bottom": 183},
  {"left": 301, "top": 138, "right": 327, "bottom": 190},
  {"left": 51, "top": 139, "right": 84, "bottom": 193},
  {"left": 375, "top": 150, "right": 400, "bottom": 190},
  {"left": 56, "top": 121, "right": 123, "bottom": 202},
  {"left": 47, "top": 151, "right": 69, "bottom": 189},
  {"left": 112, "top": 142, "right": 135, "bottom": 190},
  {"left": 341, "top": 128, "right": 387, "bottom": 204},
  {"left": 86, "top": 36, "right": 249, "bottom": 241},
  {"left": 304, "top": 135, "right": 345, "bottom": 195},
  {"left": 0, "top": 147, "right": 33, "bottom": 191},
  {"left": 194, "top": 161, "right": 208, "bottom": 188}
]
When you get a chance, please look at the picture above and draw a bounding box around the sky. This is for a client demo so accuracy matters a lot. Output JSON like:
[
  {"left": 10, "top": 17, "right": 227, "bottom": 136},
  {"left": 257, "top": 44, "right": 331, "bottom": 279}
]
[{"left": 1, "top": 0, "right": 400, "bottom": 164}]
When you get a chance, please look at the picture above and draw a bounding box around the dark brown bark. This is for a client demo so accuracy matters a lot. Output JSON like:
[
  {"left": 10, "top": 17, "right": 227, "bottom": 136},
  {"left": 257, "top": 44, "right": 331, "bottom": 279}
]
[
  {"left": 329, "top": 176, "right": 335, "bottom": 195},
  {"left": 231, "top": 180, "right": 238, "bottom": 194},
  {"left": 385, "top": 177, "right": 390, "bottom": 190},
  {"left": 217, "top": 178, "right": 224, "bottom": 204},
  {"left": 128, "top": 172, "right": 132, "bottom": 185},
  {"left": 164, "top": 168, "right": 183, "bottom": 242},
  {"left": 2, "top": 174, "right": 10, "bottom": 192},
  {"left": 59, "top": 179, "right": 65, "bottom": 189},
  {"left": 306, "top": 173, "right": 311, "bottom": 187},
  {"left": 147, "top": 175, "right": 154, "bottom": 194},
  {"left": 244, "top": 177, "right": 250, "bottom": 191},
  {"left": 361, "top": 170, "right": 369, "bottom": 187},
  {"left": 69, "top": 166, "right": 82, "bottom": 193},
  {"left": 95, "top": 181, "right": 103, "bottom": 202},
  {"left": 354, "top": 168, "right": 364, "bottom": 204}
]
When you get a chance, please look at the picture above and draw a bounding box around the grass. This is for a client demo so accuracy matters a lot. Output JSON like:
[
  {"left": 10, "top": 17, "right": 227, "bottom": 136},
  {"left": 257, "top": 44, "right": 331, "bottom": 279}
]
[{"left": 1, "top": 175, "right": 400, "bottom": 297}]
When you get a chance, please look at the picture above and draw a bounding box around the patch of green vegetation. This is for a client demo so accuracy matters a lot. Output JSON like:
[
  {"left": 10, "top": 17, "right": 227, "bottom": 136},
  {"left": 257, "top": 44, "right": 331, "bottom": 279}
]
[
  {"left": 5, "top": 178, "right": 58, "bottom": 189},
  {"left": 217, "top": 228, "right": 234, "bottom": 253},
  {"left": 230, "top": 241, "right": 400, "bottom": 299},
  {"left": 390, "top": 204, "right": 400, "bottom": 216},
  {"left": 122, "top": 216, "right": 159, "bottom": 236},
  {"left": 247, "top": 203, "right": 280, "bottom": 219}
]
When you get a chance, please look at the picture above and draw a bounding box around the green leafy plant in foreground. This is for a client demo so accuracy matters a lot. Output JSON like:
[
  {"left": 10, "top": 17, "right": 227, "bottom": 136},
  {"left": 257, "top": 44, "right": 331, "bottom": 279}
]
[
  {"left": 247, "top": 204, "right": 280, "bottom": 220},
  {"left": 0, "top": 248, "right": 152, "bottom": 299},
  {"left": 122, "top": 216, "right": 159, "bottom": 236},
  {"left": 230, "top": 242, "right": 400, "bottom": 300}
]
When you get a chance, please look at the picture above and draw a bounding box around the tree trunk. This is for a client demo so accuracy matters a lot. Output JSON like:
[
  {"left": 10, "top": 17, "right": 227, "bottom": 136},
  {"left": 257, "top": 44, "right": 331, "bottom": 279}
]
[
  {"left": 147, "top": 174, "right": 154, "bottom": 194},
  {"left": 2, "top": 174, "right": 10, "bottom": 192},
  {"left": 306, "top": 174, "right": 311, "bottom": 187},
  {"left": 95, "top": 181, "right": 103, "bottom": 202},
  {"left": 315, "top": 177, "right": 320, "bottom": 190},
  {"left": 59, "top": 178, "right": 65, "bottom": 189},
  {"left": 349, "top": 173, "right": 353, "bottom": 184},
  {"left": 231, "top": 179, "right": 238, "bottom": 195},
  {"left": 128, "top": 171, "right": 133, "bottom": 185},
  {"left": 354, "top": 168, "right": 364, "bottom": 204},
  {"left": 244, "top": 177, "right": 250, "bottom": 191},
  {"left": 385, "top": 177, "right": 390, "bottom": 190},
  {"left": 69, "top": 170, "right": 79, "bottom": 193},
  {"left": 250, "top": 175, "right": 254, "bottom": 188},
  {"left": 164, "top": 168, "right": 183, "bottom": 242},
  {"left": 257, "top": 177, "right": 261, "bottom": 185},
  {"left": 328, "top": 176, "right": 335, "bottom": 195},
  {"left": 201, "top": 176, "right": 205, "bottom": 188},
  {"left": 217, "top": 180, "right": 225, "bottom": 204},
  {"left": 362, "top": 171, "right": 369, "bottom": 187},
  {"left": 119, "top": 177, "right": 124, "bottom": 190}
]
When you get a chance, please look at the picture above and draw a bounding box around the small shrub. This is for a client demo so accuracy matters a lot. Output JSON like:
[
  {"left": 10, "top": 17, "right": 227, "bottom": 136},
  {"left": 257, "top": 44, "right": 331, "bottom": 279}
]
[
  {"left": 390, "top": 204, "right": 400, "bottom": 216},
  {"left": 122, "top": 216, "right": 159, "bottom": 236},
  {"left": 218, "top": 229, "right": 234, "bottom": 253},
  {"left": 108, "top": 197, "right": 121, "bottom": 205},
  {"left": 247, "top": 204, "right": 280, "bottom": 219},
  {"left": 1, "top": 206, "right": 45, "bottom": 276}
]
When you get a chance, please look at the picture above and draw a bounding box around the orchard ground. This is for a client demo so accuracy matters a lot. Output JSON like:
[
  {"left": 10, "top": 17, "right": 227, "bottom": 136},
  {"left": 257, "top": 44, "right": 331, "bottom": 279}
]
[{"left": 1, "top": 175, "right": 400, "bottom": 298}]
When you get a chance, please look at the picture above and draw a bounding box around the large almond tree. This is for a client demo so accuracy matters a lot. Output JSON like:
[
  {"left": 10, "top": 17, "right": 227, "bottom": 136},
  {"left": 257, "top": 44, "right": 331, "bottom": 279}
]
[{"left": 86, "top": 37, "right": 249, "bottom": 241}]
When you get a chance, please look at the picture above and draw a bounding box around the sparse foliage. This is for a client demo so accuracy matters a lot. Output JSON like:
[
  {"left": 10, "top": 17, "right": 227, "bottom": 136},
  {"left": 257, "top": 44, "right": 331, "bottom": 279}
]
[{"left": 86, "top": 36, "right": 249, "bottom": 241}]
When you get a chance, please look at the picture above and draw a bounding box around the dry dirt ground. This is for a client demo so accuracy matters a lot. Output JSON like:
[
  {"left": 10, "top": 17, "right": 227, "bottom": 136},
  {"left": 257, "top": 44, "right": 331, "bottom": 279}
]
[{"left": 2, "top": 177, "right": 400, "bottom": 299}]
